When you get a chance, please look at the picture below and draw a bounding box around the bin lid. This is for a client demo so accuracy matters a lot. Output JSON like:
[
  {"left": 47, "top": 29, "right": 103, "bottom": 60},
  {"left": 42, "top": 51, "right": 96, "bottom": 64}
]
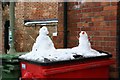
[{"left": 19, "top": 50, "right": 112, "bottom": 66}]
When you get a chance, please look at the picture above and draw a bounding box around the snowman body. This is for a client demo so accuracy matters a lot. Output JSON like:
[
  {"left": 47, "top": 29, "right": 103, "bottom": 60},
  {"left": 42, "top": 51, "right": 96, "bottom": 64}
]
[
  {"left": 72, "top": 31, "right": 106, "bottom": 57},
  {"left": 32, "top": 27, "right": 55, "bottom": 52},
  {"left": 20, "top": 27, "right": 56, "bottom": 61},
  {"left": 78, "top": 31, "right": 91, "bottom": 52},
  {"left": 33, "top": 27, "right": 55, "bottom": 57}
]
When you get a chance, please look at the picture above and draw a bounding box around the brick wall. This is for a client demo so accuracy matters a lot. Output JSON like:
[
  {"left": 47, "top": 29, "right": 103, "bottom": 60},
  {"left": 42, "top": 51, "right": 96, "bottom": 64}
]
[
  {"left": 53, "top": 3, "right": 64, "bottom": 48},
  {"left": 56, "top": 2, "right": 118, "bottom": 78},
  {"left": 24, "top": 2, "right": 58, "bottom": 20},
  {"left": 15, "top": 2, "right": 58, "bottom": 52}
]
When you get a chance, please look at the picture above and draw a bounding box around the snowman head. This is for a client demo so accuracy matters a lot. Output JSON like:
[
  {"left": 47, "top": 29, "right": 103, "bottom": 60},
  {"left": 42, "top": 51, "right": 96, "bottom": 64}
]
[
  {"left": 79, "top": 31, "right": 88, "bottom": 40},
  {"left": 39, "top": 26, "right": 49, "bottom": 35}
]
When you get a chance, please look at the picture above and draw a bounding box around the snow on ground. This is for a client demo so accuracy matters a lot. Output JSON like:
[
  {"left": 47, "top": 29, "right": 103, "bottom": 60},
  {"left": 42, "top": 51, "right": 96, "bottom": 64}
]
[{"left": 19, "top": 27, "right": 108, "bottom": 62}]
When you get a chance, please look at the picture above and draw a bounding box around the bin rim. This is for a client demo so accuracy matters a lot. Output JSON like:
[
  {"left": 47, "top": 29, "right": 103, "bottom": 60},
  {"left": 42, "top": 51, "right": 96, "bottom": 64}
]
[{"left": 19, "top": 50, "right": 112, "bottom": 66}]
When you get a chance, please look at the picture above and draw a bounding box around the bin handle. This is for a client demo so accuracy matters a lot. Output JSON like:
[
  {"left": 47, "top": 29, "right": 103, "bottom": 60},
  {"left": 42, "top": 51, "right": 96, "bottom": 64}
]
[{"left": 43, "top": 59, "right": 115, "bottom": 75}]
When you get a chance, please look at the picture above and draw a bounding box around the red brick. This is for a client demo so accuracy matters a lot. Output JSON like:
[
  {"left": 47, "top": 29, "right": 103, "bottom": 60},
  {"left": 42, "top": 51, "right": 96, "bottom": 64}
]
[
  {"left": 92, "top": 16, "right": 104, "bottom": 22},
  {"left": 76, "top": 13, "right": 82, "bottom": 18},
  {"left": 92, "top": 41, "right": 102, "bottom": 47},
  {"left": 70, "top": 10, "right": 81, "bottom": 14},
  {"left": 99, "top": 31, "right": 110, "bottom": 36},
  {"left": 92, "top": 7, "right": 103, "bottom": 12},
  {"left": 94, "top": 2, "right": 101, "bottom": 7},
  {"left": 80, "top": 18, "right": 91, "bottom": 22},
  {"left": 111, "top": 2, "right": 118, "bottom": 6},
  {"left": 68, "top": 40, "right": 78, "bottom": 47},
  {"left": 81, "top": 23, "right": 89, "bottom": 27},
  {"left": 93, "top": 22, "right": 101, "bottom": 27},
  {"left": 69, "top": 31, "right": 77, "bottom": 36},
  {"left": 77, "top": 22, "right": 84, "bottom": 27},
  {"left": 93, "top": 12, "right": 102, "bottom": 17},
  {"left": 101, "top": 2, "right": 110, "bottom": 6},
  {"left": 58, "top": 26, "right": 64, "bottom": 31},
  {"left": 110, "top": 21, "right": 117, "bottom": 27},
  {"left": 68, "top": 36, "right": 78, "bottom": 41},
  {"left": 58, "top": 31, "right": 64, "bottom": 36},
  {"left": 110, "top": 31, "right": 116, "bottom": 36},
  {"left": 68, "top": 15, "right": 78, "bottom": 20},
  {"left": 104, "top": 6, "right": 117, "bottom": 10},
  {"left": 81, "top": 2, "right": 90, "bottom": 8},
  {"left": 82, "top": 8, "right": 92, "bottom": 13},
  {"left": 83, "top": 2, "right": 102, "bottom": 8},
  {"left": 92, "top": 37, "right": 104, "bottom": 41},
  {"left": 68, "top": 27, "right": 80, "bottom": 32},
  {"left": 100, "top": 22, "right": 107, "bottom": 26},
  {"left": 103, "top": 46, "right": 115, "bottom": 52},
  {"left": 92, "top": 46, "right": 103, "bottom": 50},
  {"left": 81, "top": 27, "right": 92, "bottom": 31},
  {"left": 89, "top": 22, "right": 94, "bottom": 27},
  {"left": 68, "top": 23, "right": 77, "bottom": 28},
  {"left": 104, "top": 16, "right": 117, "bottom": 21},
  {"left": 103, "top": 27, "right": 116, "bottom": 31},
  {"left": 105, "top": 41, "right": 116, "bottom": 46}
]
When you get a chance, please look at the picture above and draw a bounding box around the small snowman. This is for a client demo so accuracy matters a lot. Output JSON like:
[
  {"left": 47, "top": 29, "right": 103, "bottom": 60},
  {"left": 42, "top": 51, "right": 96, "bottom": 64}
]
[
  {"left": 78, "top": 31, "right": 91, "bottom": 51},
  {"left": 72, "top": 31, "right": 106, "bottom": 57},
  {"left": 72, "top": 31, "right": 90, "bottom": 54}
]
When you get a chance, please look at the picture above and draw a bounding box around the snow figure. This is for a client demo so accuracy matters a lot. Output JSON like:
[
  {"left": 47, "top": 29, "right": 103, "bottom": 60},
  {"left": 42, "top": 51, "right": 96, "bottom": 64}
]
[
  {"left": 19, "top": 26, "right": 56, "bottom": 62},
  {"left": 72, "top": 31, "right": 107, "bottom": 57},
  {"left": 78, "top": 31, "right": 91, "bottom": 51},
  {"left": 32, "top": 26, "right": 55, "bottom": 52}
]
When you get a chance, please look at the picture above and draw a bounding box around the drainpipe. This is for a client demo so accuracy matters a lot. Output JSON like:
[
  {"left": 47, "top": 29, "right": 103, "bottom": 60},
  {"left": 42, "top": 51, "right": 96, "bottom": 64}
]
[
  {"left": 63, "top": 2, "right": 68, "bottom": 48},
  {"left": 8, "top": 2, "right": 16, "bottom": 54},
  {"left": 117, "top": 2, "right": 120, "bottom": 79}
]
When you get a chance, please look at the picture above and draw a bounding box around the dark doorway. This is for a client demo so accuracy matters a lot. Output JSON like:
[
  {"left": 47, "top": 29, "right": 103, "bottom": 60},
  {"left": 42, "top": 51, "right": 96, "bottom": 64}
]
[{"left": 4, "top": 20, "right": 10, "bottom": 54}]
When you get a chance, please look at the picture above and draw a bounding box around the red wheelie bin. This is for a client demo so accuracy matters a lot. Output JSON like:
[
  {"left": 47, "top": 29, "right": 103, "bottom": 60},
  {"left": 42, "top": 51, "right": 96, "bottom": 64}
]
[{"left": 19, "top": 51, "right": 115, "bottom": 79}]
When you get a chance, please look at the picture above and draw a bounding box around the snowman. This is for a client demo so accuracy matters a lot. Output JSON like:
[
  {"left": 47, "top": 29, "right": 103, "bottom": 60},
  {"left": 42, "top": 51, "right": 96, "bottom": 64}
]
[
  {"left": 72, "top": 31, "right": 107, "bottom": 57},
  {"left": 32, "top": 26, "right": 55, "bottom": 52},
  {"left": 33, "top": 26, "right": 56, "bottom": 58},
  {"left": 78, "top": 31, "right": 91, "bottom": 51},
  {"left": 19, "top": 26, "right": 56, "bottom": 62}
]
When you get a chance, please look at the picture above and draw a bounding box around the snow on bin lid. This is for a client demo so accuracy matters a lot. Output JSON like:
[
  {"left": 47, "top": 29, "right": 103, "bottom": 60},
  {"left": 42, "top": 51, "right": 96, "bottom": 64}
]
[
  {"left": 19, "top": 28, "right": 111, "bottom": 63},
  {"left": 19, "top": 50, "right": 112, "bottom": 66}
]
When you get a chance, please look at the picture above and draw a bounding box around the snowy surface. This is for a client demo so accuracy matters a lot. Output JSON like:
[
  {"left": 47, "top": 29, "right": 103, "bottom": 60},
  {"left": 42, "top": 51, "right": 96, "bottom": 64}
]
[{"left": 19, "top": 27, "right": 108, "bottom": 62}]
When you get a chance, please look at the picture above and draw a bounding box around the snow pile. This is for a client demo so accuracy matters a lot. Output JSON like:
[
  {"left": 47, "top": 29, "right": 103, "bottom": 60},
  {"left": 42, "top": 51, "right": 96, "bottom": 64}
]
[
  {"left": 72, "top": 31, "right": 107, "bottom": 57},
  {"left": 19, "top": 27, "right": 107, "bottom": 62},
  {"left": 19, "top": 27, "right": 74, "bottom": 62},
  {"left": 47, "top": 49, "right": 75, "bottom": 61}
]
